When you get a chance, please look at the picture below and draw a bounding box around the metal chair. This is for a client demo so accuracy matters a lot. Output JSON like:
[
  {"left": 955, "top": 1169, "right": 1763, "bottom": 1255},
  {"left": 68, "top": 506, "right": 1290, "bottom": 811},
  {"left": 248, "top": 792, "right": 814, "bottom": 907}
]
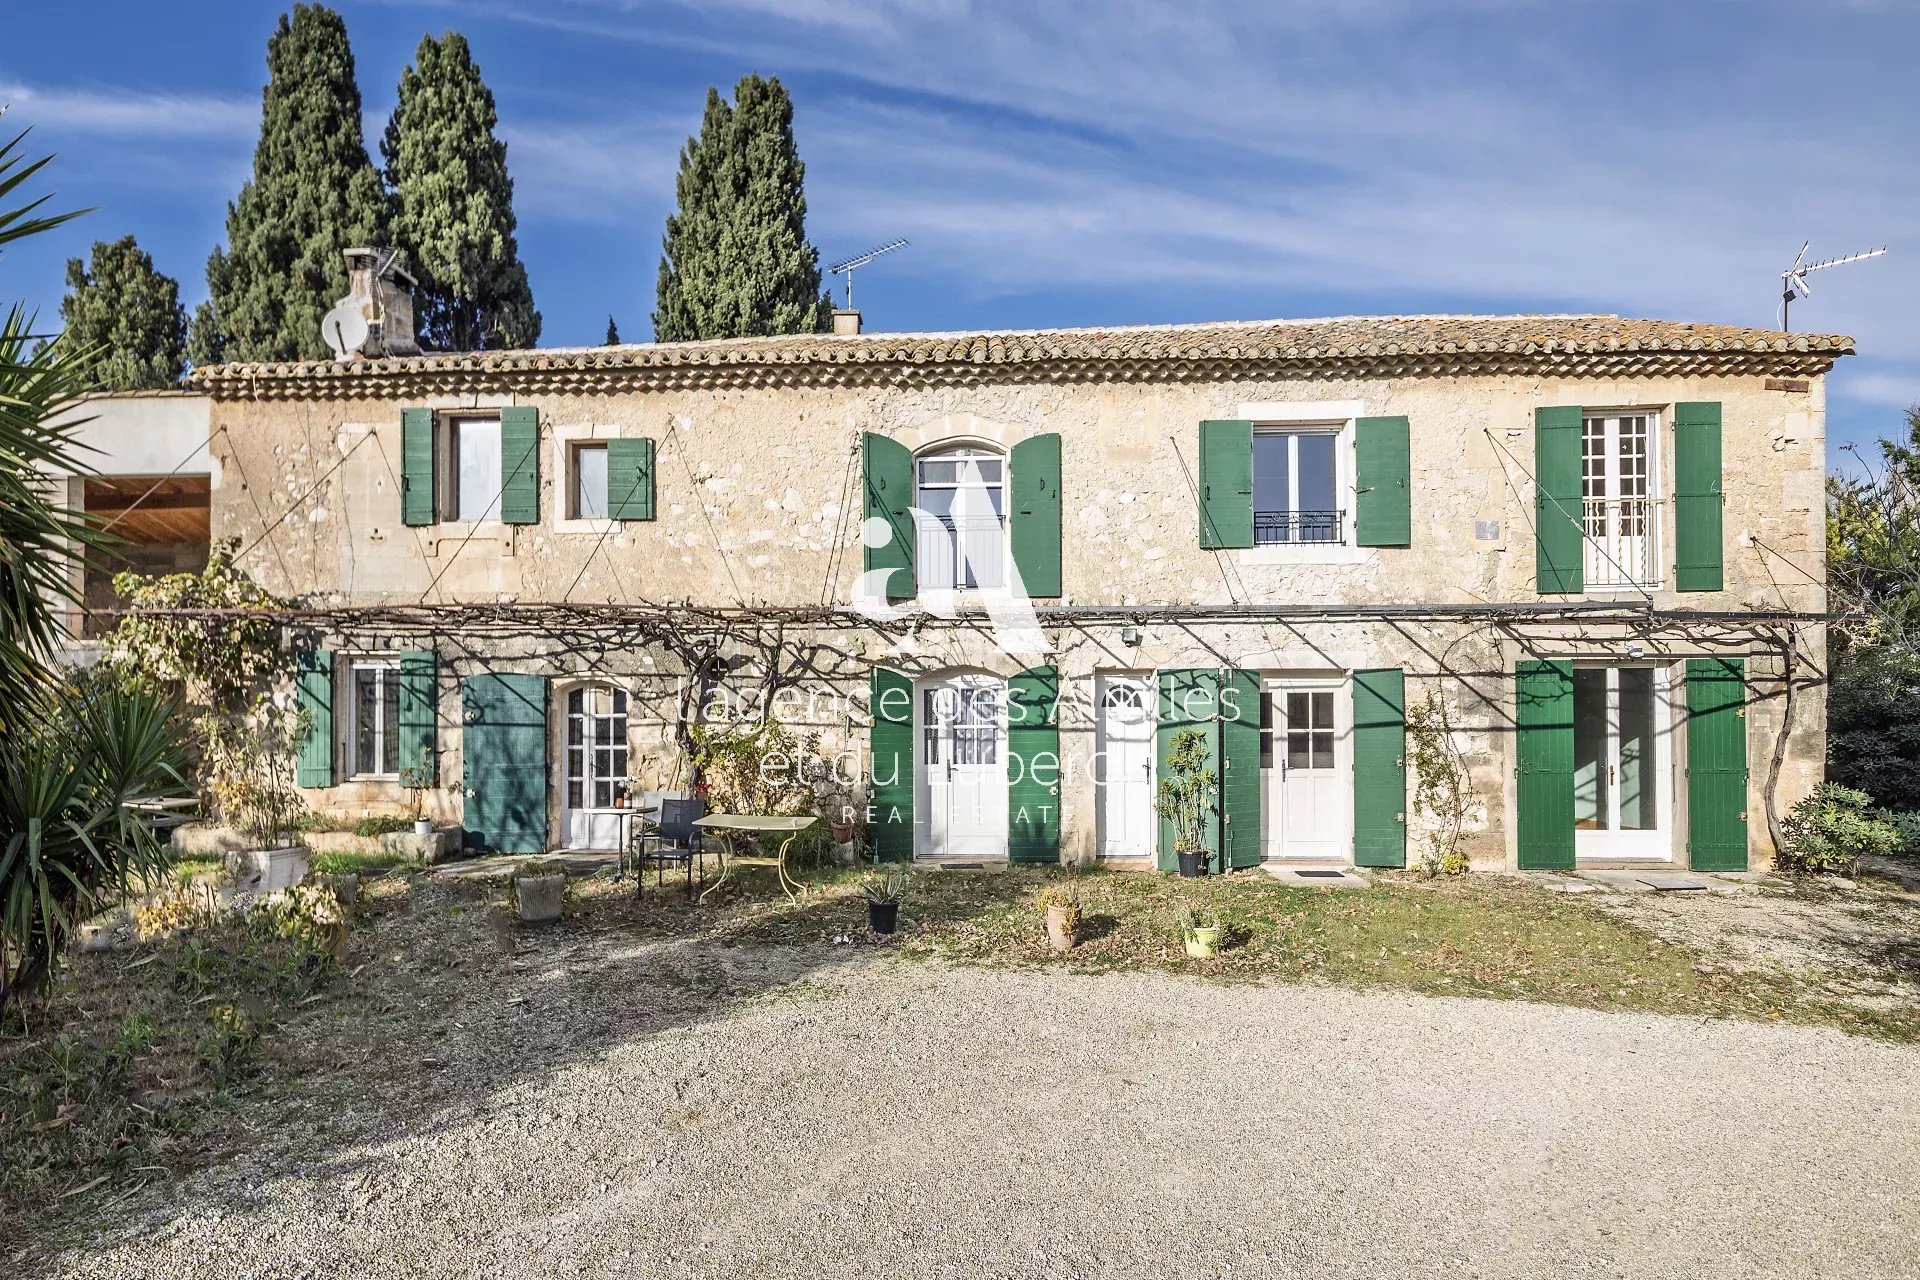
[{"left": 633, "top": 789, "right": 701, "bottom": 897}]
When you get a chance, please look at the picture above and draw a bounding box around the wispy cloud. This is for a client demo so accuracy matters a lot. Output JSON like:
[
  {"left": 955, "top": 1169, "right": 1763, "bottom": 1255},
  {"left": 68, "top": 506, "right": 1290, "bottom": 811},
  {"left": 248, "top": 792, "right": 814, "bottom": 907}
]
[{"left": 0, "top": 80, "right": 254, "bottom": 140}]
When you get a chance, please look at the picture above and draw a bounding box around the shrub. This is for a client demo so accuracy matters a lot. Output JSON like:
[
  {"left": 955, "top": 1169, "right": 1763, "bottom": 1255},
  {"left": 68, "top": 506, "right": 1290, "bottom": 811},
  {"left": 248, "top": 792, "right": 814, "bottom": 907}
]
[
  {"left": 1780, "top": 784, "right": 1902, "bottom": 875},
  {"left": 1883, "top": 811, "right": 1920, "bottom": 861},
  {"left": 1828, "top": 648, "right": 1920, "bottom": 811},
  {"left": 349, "top": 815, "right": 412, "bottom": 838}
]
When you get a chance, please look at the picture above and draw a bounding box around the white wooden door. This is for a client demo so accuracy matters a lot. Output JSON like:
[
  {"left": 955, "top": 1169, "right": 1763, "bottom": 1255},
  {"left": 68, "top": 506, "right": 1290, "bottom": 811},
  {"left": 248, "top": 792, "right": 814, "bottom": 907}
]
[
  {"left": 918, "top": 674, "right": 1008, "bottom": 859},
  {"left": 1097, "top": 675, "right": 1155, "bottom": 858},
  {"left": 561, "top": 684, "right": 629, "bottom": 851},
  {"left": 1573, "top": 664, "right": 1671, "bottom": 861},
  {"left": 1261, "top": 682, "right": 1349, "bottom": 861}
]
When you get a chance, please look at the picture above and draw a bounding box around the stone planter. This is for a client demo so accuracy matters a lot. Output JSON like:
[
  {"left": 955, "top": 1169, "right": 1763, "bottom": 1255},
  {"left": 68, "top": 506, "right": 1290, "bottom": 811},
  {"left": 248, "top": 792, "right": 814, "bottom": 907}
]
[
  {"left": 226, "top": 846, "right": 310, "bottom": 893},
  {"left": 1044, "top": 905, "right": 1080, "bottom": 952},
  {"left": 514, "top": 873, "right": 566, "bottom": 923},
  {"left": 380, "top": 827, "right": 459, "bottom": 864}
]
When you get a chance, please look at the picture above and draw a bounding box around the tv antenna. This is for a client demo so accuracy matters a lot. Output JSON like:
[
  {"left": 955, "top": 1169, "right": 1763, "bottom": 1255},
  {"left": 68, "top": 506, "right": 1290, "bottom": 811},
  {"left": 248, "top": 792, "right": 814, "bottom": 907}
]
[
  {"left": 1780, "top": 241, "right": 1886, "bottom": 331},
  {"left": 827, "top": 239, "right": 907, "bottom": 310}
]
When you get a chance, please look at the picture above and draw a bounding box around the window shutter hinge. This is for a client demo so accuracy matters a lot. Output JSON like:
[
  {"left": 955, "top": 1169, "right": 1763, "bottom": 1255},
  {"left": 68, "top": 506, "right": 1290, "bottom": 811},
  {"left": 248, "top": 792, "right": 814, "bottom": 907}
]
[{"left": 1396, "top": 812, "right": 1406, "bottom": 824}]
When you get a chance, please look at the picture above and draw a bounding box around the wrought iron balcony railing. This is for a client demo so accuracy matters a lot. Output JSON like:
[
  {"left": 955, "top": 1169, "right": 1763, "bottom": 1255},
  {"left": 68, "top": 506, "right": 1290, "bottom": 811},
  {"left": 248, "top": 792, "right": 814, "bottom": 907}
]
[{"left": 1253, "top": 509, "right": 1344, "bottom": 545}]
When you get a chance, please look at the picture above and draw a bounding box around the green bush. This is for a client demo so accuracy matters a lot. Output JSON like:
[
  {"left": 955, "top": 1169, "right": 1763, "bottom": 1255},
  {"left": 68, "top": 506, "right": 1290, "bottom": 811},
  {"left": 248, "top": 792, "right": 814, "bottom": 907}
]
[
  {"left": 1829, "top": 649, "right": 1920, "bottom": 811},
  {"left": 1882, "top": 810, "right": 1920, "bottom": 861},
  {"left": 1780, "top": 784, "right": 1902, "bottom": 875},
  {"left": 349, "top": 815, "right": 412, "bottom": 837}
]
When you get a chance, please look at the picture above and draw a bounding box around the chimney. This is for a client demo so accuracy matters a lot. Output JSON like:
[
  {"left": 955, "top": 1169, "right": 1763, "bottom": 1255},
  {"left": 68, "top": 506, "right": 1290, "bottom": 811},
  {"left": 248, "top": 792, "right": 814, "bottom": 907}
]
[
  {"left": 831, "top": 308, "right": 862, "bottom": 337},
  {"left": 324, "top": 248, "right": 421, "bottom": 360}
]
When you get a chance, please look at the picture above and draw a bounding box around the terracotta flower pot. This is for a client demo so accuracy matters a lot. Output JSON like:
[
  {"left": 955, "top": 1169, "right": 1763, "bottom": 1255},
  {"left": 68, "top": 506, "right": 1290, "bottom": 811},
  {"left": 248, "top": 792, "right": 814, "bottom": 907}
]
[{"left": 1044, "top": 904, "right": 1080, "bottom": 952}]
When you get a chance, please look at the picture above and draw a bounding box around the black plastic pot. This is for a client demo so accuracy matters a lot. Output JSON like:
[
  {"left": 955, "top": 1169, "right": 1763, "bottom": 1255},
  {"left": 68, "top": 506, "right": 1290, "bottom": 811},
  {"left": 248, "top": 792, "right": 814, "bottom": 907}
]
[
  {"left": 868, "top": 900, "right": 900, "bottom": 934},
  {"left": 1176, "top": 850, "right": 1205, "bottom": 879}
]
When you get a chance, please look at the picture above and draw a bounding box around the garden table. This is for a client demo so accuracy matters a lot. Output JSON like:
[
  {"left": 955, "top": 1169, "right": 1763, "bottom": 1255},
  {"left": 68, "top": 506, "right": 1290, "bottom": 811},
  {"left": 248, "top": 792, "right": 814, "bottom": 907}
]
[{"left": 692, "top": 814, "right": 816, "bottom": 902}]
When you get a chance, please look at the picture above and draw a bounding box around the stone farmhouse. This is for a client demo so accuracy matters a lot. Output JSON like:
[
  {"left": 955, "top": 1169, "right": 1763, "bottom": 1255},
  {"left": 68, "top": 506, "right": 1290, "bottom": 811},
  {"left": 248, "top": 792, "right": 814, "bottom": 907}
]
[{"left": 58, "top": 279, "right": 1848, "bottom": 874}]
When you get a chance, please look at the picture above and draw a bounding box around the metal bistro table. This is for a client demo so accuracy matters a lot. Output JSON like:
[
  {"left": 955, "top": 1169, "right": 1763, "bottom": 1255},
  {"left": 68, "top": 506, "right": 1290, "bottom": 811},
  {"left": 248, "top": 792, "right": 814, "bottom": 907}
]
[{"left": 692, "top": 814, "right": 817, "bottom": 902}]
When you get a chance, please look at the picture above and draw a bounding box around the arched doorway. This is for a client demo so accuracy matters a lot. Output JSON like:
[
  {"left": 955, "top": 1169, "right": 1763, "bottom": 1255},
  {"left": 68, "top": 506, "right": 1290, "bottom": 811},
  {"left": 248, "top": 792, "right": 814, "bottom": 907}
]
[{"left": 560, "top": 682, "right": 629, "bottom": 850}]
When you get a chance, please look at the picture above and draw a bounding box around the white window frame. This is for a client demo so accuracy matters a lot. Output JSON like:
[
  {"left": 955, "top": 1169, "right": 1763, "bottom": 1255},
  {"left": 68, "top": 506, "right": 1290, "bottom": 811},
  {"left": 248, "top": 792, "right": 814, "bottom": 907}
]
[
  {"left": 1251, "top": 426, "right": 1345, "bottom": 546},
  {"left": 1580, "top": 407, "right": 1663, "bottom": 592},
  {"left": 569, "top": 440, "right": 610, "bottom": 521},
  {"left": 549, "top": 422, "right": 619, "bottom": 535},
  {"left": 439, "top": 412, "right": 505, "bottom": 525},
  {"left": 912, "top": 443, "right": 1010, "bottom": 595},
  {"left": 1234, "top": 400, "right": 1366, "bottom": 566},
  {"left": 344, "top": 657, "right": 401, "bottom": 781}
]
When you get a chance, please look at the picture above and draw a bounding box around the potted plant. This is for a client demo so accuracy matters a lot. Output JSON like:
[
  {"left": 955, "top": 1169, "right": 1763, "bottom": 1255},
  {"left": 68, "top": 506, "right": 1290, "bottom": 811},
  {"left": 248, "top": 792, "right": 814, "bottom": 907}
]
[
  {"left": 862, "top": 866, "right": 907, "bottom": 934},
  {"left": 1178, "top": 898, "right": 1221, "bottom": 959},
  {"left": 1155, "top": 727, "right": 1217, "bottom": 878},
  {"left": 1038, "top": 884, "right": 1081, "bottom": 952},
  {"left": 400, "top": 764, "right": 434, "bottom": 836},
  {"left": 512, "top": 858, "right": 566, "bottom": 924}
]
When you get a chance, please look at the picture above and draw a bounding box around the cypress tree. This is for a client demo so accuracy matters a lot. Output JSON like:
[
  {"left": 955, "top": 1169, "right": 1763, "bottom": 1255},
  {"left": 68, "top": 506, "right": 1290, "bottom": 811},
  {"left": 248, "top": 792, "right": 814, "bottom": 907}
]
[
  {"left": 604, "top": 315, "right": 620, "bottom": 345},
  {"left": 195, "top": 4, "right": 388, "bottom": 364},
  {"left": 381, "top": 31, "right": 540, "bottom": 352},
  {"left": 59, "top": 236, "right": 187, "bottom": 389},
  {"left": 653, "top": 75, "right": 833, "bottom": 342}
]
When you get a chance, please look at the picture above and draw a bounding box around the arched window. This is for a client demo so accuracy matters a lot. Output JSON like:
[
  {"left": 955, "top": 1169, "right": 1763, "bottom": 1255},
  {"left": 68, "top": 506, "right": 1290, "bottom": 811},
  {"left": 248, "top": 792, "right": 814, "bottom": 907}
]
[{"left": 914, "top": 444, "right": 1006, "bottom": 592}]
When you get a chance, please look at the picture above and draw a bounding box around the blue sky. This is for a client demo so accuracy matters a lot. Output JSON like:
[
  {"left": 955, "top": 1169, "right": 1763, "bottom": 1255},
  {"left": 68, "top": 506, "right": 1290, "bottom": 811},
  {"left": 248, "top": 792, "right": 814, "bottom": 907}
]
[{"left": 2, "top": 1, "right": 1912, "bottom": 465}]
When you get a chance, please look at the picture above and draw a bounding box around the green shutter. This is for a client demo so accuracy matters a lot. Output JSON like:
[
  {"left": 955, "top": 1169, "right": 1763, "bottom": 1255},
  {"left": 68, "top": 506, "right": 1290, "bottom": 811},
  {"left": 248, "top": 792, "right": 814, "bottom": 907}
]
[
  {"left": 606, "top": 437, "right": 655, "bottom": 521},
  {"left": 459, "top": 673, "right": 548, "bottom": 854},
  {"left": 1686, "top": 657, "right": 1748, "bottom": 871},
  {"left": 1534, "top": 407, "right": 1584, "bottom": 594},
  {"left": 1352, "top": 668, "right": 1407, "bottom": 868},
  {"left": 1009, "top": 433, "right": 1062, "bottom": 599},
  {"left": 1198, "top": 419, "right": 1253, "bottom": 549},
  {"left": 295, "top": 648, "right": 333, "bottom": 788},
  {"left": 862, "top": 433, "right": 915, "bottom": 601},
  {"left": 1674, "top": 402, "right": 1725, "bottom": 592},
  {"left": 397, "top": 649, "right": 437, "bottom": 783},
  {"left": 1355, "top": 416, "right": 1412, "bottom": 547},
  {"left": 1155, "top": 669, "right": 1220, "bottom": 871},
  {"left": 401, "top": 408, "right": 435, "bottom": 527},
  {"left": 1514, "top": 659, "right": 1575, "bottom": 870},
  {"left": 499, "top": 406, "right": 540, "bottom": 524},
  {"left": 1007, "top": 665, "right": 1061, "bottom": 864},
  {"left": 1219, "top": 669, "right": 1262, "bottom": 870},
  {"left": 869, "top": 667, "right": 914, "bottom": 862}
]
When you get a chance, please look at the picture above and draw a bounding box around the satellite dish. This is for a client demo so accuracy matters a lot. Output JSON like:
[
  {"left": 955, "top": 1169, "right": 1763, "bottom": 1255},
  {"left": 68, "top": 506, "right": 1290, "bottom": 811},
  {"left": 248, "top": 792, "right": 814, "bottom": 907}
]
[{"left": 322, "top": 301, "right": 369, "bottom": 359}]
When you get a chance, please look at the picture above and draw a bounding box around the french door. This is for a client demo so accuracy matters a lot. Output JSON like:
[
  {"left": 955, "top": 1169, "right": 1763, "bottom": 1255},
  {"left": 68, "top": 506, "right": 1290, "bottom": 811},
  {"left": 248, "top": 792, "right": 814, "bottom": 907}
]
[
  {"left": 561, "top": 684, "right": 628, "bottom": 851},
  {"left": 1581, "top": 412, "right": 1659, "bottom": 589},
  {"left": 1260, "top": 679, "right": 1350, "bottom": 861},
  {"left": 1572, "top": 665, "right": 1671, "bottom": 860},
  {"left": 918, "top": 673, "right": 1008, "bottom": 859},
  {"left": 1096, "top": 675, "right": 1155, "bottom": 858}
]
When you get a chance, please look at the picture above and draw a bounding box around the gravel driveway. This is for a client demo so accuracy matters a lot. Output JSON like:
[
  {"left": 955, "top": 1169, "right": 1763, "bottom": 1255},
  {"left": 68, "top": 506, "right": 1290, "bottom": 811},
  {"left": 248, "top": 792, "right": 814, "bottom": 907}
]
[{"left": 46, "top": 946, "right": 1920, "bottom": 1280}]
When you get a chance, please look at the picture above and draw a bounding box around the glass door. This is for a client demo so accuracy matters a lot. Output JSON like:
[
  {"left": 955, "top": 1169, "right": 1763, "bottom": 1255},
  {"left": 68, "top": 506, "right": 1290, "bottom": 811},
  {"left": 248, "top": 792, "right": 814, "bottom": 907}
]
[
  {"left": 1573, "top": 665, "right": 1670, "bottom": 860},
  {"left": 562, "top": 684, "right": 629, "bottom": 850}
]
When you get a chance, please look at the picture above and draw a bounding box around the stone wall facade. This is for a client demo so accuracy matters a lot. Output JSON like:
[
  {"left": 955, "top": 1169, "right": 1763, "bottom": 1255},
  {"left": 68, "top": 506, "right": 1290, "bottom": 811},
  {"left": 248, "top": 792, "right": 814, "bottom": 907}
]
[{"left": 192, "top": 318, "right": 1839, "bottom": 871}]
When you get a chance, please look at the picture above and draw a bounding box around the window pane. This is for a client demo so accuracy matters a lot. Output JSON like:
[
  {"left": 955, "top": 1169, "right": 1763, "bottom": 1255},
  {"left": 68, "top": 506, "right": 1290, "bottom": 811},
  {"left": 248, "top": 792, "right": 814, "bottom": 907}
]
[
  {"left": 1619, "top": 667, "right": 1656, "bottom": 830},
  {"left": 355, "top": 670, "right": 378, "bottom": 774},
  {"left": 1286, "top": 692, "right": 1309, "bottom": 727},
  {"left": 1286, "top": 732, "right": 1309, "bottom": 770},
  {"left": 455, "top": 418, "right": 502, "bottom": 522},
  {"left": 1296, "top": 433, "right": 1336, "bottom": 514},
  {"left": 1573, "top": 669, "right": 1609, "bottom": 830},
  {"left": 1312, "top": 732, "right": 1334, "bottom": 770},
  {"left": 381, "top": 674, "right": 401, "bottom": 775},
  {"left": 1311, "top": 692, "right": 1333, "bottom": 729},
  {"left": 575, "top": 444, "right": 609, "bottom": 519},
  {"left": 1258, "top": 691, "right": 1273, "bottom": 769},
  {"left": 1253, "top": 433, "right": 1292, "bottom": 519}
]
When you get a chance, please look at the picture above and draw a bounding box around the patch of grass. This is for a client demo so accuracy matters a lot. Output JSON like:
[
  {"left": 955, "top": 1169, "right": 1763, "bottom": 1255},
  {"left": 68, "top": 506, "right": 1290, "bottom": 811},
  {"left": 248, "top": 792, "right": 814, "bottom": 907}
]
[
  {"left": 0, "top": 894, "right": 347, "bottom": 1251},
  {"left": 664, "top": 865, "right": 1920, "bottom": 1043},
  {"left": 310, "top": 850, "right": 412, "bottom": 877}
]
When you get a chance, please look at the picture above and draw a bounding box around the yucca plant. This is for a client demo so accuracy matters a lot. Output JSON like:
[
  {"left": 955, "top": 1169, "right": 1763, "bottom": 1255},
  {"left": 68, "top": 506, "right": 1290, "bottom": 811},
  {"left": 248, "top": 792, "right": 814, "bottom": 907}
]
[
  {"left": 0, "top": 126, "right": 190, "bottom": 1017},
  {"left": 0, "top": 668, "right": 189, "bottom": 1013}
]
